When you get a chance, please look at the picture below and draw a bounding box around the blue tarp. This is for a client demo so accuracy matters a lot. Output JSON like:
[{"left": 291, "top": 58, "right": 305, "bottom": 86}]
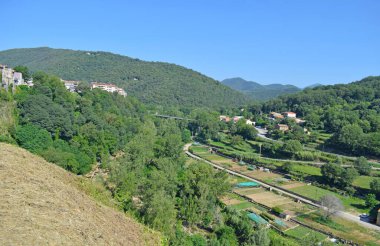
[
  {"left": 236, "top": 181, "right": 260, "bottom": 188},
  {"left": 247, "top": 213, "right": 268, "bottom": 225}
]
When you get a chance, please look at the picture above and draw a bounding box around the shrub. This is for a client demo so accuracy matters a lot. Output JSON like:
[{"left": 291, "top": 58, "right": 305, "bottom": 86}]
[{"left": 272, "top": 206, "right": 283, "bottom": 215}]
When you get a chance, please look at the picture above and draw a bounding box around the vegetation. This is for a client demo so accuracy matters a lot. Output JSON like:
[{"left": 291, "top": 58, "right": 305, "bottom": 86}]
[
  {"left": 0, "top": 47, "right": 251, "bottom": 108},
  {"left": 319, "top": 195, "right": 344, "bottom": 219},
  {"left": 261, "top": 76, "right": 380, "bottom": 158},
  {"left": 221, "top": 77, "right": 301, "bottom": 101},
  {"left": 0, "top": 70, "right": 310, "bottom": 245}
]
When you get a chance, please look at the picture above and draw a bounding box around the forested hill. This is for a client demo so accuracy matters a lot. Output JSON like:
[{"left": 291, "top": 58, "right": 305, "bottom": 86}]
[
  {"left": 221, "top": 77, "right": 301, "bottom": 101},
  {"left": 262, "top": 76, "right": 380, "bottom": 157},
  {"left": 0, "top": 47, "right": 250, "bottom": 108}
]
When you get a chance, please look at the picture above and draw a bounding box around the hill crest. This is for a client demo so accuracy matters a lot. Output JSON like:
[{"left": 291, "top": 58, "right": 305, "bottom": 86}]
[
  {"left": 0, "top": 47, "right": 250, "bottom": 108},
  {"left": 221, "top": 77, "right": 301, "bottom": 101}
]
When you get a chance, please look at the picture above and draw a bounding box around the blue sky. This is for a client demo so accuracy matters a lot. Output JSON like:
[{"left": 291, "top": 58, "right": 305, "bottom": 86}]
[{"left": 2, "top": 0, "right": 379, "bottom": 87}]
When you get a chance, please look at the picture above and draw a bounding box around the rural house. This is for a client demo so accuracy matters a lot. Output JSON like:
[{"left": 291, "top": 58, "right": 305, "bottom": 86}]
[
  {"left": 283, "top": 112, "right": 296, "bottom": 118},
  {"left": 276, "top": 124, "right": 289, "bottom": 132},
  {"left": 91, "top": 82, "right": 127, "bottom": 97}
]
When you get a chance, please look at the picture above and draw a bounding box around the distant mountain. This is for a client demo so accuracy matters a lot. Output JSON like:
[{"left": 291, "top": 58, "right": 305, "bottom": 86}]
[
  {"left": 0, "top": 47, "right": 251, "bottom": 108},
  {"left": 221, "top": 77, "right": 301, "bottom": 101}
]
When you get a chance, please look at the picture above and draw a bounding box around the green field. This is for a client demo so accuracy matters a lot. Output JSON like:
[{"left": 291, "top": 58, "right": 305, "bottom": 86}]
[
  {"left": 230, "top": 201, "right": 255, "bottom": 210},
  {"left": 289, "top": 185, "right": 368, "bottom": 213},
  {"left": 353, "top": 175, "right": 380, "bottom": 190},
  {"left": 291, "top": 164, "right": 322, "bottom": 176},
  {"left": 285, "top": 225, "right": 327, "bottom": 241}
]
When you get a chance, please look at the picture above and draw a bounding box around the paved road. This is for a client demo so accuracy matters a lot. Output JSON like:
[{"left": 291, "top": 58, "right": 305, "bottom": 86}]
[{"left": 184, "top": 143, "right": 380, "bottom": 232}]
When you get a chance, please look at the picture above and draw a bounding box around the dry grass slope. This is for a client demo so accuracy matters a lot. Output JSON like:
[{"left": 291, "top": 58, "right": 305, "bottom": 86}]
[{"left": 0, "top": 143, "right": 161, "bottom": 245}]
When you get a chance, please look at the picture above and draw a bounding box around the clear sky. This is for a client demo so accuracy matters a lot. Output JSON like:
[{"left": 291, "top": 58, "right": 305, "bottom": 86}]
[{"left": 2, "top": 0, "right": 379, "bottom": 87}]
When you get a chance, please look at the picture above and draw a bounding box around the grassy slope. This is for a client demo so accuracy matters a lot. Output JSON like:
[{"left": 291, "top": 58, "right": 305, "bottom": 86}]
[
  {"left": 0, "top": 47, "right": 250, "bottom": 108},
  {"left": 0, "top": 143, "right": 161, "bottom": 245}
]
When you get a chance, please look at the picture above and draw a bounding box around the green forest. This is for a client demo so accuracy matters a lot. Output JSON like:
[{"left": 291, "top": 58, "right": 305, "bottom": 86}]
[
  {"left": 250, "top": 76, "right": 380, "bottom": 158},
  {"left": 221, "top": 77, "right": 301, "bottom": 101},
  {"left": 0, "top": 70, "right": 303, "bottom": 245},
  {"left": 0, "top": 47, "right": 250, "bottom": 108},
  {"left": 1, "top": 60, "right": 380, "bottom": 245}
]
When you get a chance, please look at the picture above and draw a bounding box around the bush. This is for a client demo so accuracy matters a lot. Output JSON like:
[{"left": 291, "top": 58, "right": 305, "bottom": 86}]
[
  {"left": 272, "top": 206, "right": 283, "bottom": 215},
  {"left": 14, "top": 124, "right": 53, "bottom": 153}
]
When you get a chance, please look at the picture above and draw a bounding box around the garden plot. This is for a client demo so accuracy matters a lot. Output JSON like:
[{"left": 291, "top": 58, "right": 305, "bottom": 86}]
[
  {"left": 221, "top": 197, "right": 243, "bottom": 206},
  {"left": 278, "top": 201, "right": 315, "bottom": 216},
  {"left": 233, "top": 187, "right": 266, "bottom": 196},
  {"left": 246, "top": 191, "right": 293, "bottom": 208},
  {"left": 230, "top": 165, "right": 248, "bottom": 172},
  {"left": 280, "top": 182, "right": 306, "bottom": 190}
]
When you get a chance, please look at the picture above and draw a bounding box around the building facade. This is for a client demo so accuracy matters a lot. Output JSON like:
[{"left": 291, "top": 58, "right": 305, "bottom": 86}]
[{"left": 91, "top": 82, "right": 127, "bottom": 97}]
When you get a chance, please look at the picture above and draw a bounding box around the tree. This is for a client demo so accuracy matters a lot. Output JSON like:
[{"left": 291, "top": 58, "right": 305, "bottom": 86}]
[
  {"left": 236, "top": 120, "right": 257, "bottom": 140},
  {"left": 370, "top": 179, "right": 380, "bottom": 198},
  {"left": 251, "top": 227, "right": 270, "bottom": 246},
  {"left": 14, "top": 124, "right": 52, "bottom": 153},
  {"left": 319, "top": 195, "right": 344, "bottom": 219},
  {"left": 179, "top": 162, "right": 229, "bottom": 226},
  {"left": 215, "top": 226, "right": 238, "bottom": 246},
  {"left": 230, "top": 135, "right": 243, "bottom": 146},
  {"left": 281, "top": 140, "right": 302, "bottom": 157},
  {"left": 365, "top": 194, "right": 378, "bottom": 209},
  {"left": 354, "top": 156, "right": 371, "bottom": 175},
  {"left": 340, "top": 168, "right": 359, "bottom": 189}
]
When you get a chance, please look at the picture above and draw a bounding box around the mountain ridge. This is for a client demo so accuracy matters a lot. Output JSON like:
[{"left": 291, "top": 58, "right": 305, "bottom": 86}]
[
  {"left": 0, "top": 47, "right": 251, "bottom": 108},
  {"left": 221, "top": 77, "right": 301, "bottom": 101}
]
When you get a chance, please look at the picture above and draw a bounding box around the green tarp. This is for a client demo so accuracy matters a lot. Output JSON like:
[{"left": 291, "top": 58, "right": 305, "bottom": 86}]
[{"left": 247, "top": 213, "right": 268, "bottom": 225}]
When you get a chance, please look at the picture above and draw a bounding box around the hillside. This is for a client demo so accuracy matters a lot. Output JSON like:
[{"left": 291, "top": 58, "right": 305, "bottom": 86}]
[
  {"left": 262, "top": 76, "right": 380, "bottom": 157},
  {"left": 221, "top": 77, "right": 301, "bottom": 101},
  {"left": 0, "top": 47, "right": 250, "bottom": 108},
  {"left": 0, "top": 143, "right": 161, "bottom": 245}
]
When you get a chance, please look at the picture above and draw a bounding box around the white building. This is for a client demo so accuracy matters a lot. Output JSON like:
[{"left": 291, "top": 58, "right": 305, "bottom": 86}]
[
  {"left": 91, "top": 82, "right": 127, "bottom": 97},
  {"left": 62, "top": 80, "right": 80, "bottom": 92},
  {"left": 246, "top": 119, "right": 255, "bottom": 126}
]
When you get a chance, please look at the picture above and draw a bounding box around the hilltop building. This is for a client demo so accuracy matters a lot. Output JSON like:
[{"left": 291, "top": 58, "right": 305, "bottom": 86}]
[
  {"left": 91, "top": 82, "right": 127, "bottom": 97},
  {"left": 0, "top": 64, "right": 27, "bottom": 91}
]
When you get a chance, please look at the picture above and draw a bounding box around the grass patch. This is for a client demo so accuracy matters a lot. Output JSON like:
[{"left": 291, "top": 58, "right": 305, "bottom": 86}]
[
  {"left": 289, "top": 185, "right": 368, "bottom": 213},
  {"left": 285, "top": 225, "right": 327, "bottom": 241},
  {"left": 291, "top": 164, "right": 322, "bottom": 176},
  {"left": 230, "top": 201, "right": 254, "bottom": 210},
  {"left": 298, "top": 214, "right": 347, "bottom": 232},
  {"left": 353, "top": 176, "right": 380, "bottom": 190}
]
